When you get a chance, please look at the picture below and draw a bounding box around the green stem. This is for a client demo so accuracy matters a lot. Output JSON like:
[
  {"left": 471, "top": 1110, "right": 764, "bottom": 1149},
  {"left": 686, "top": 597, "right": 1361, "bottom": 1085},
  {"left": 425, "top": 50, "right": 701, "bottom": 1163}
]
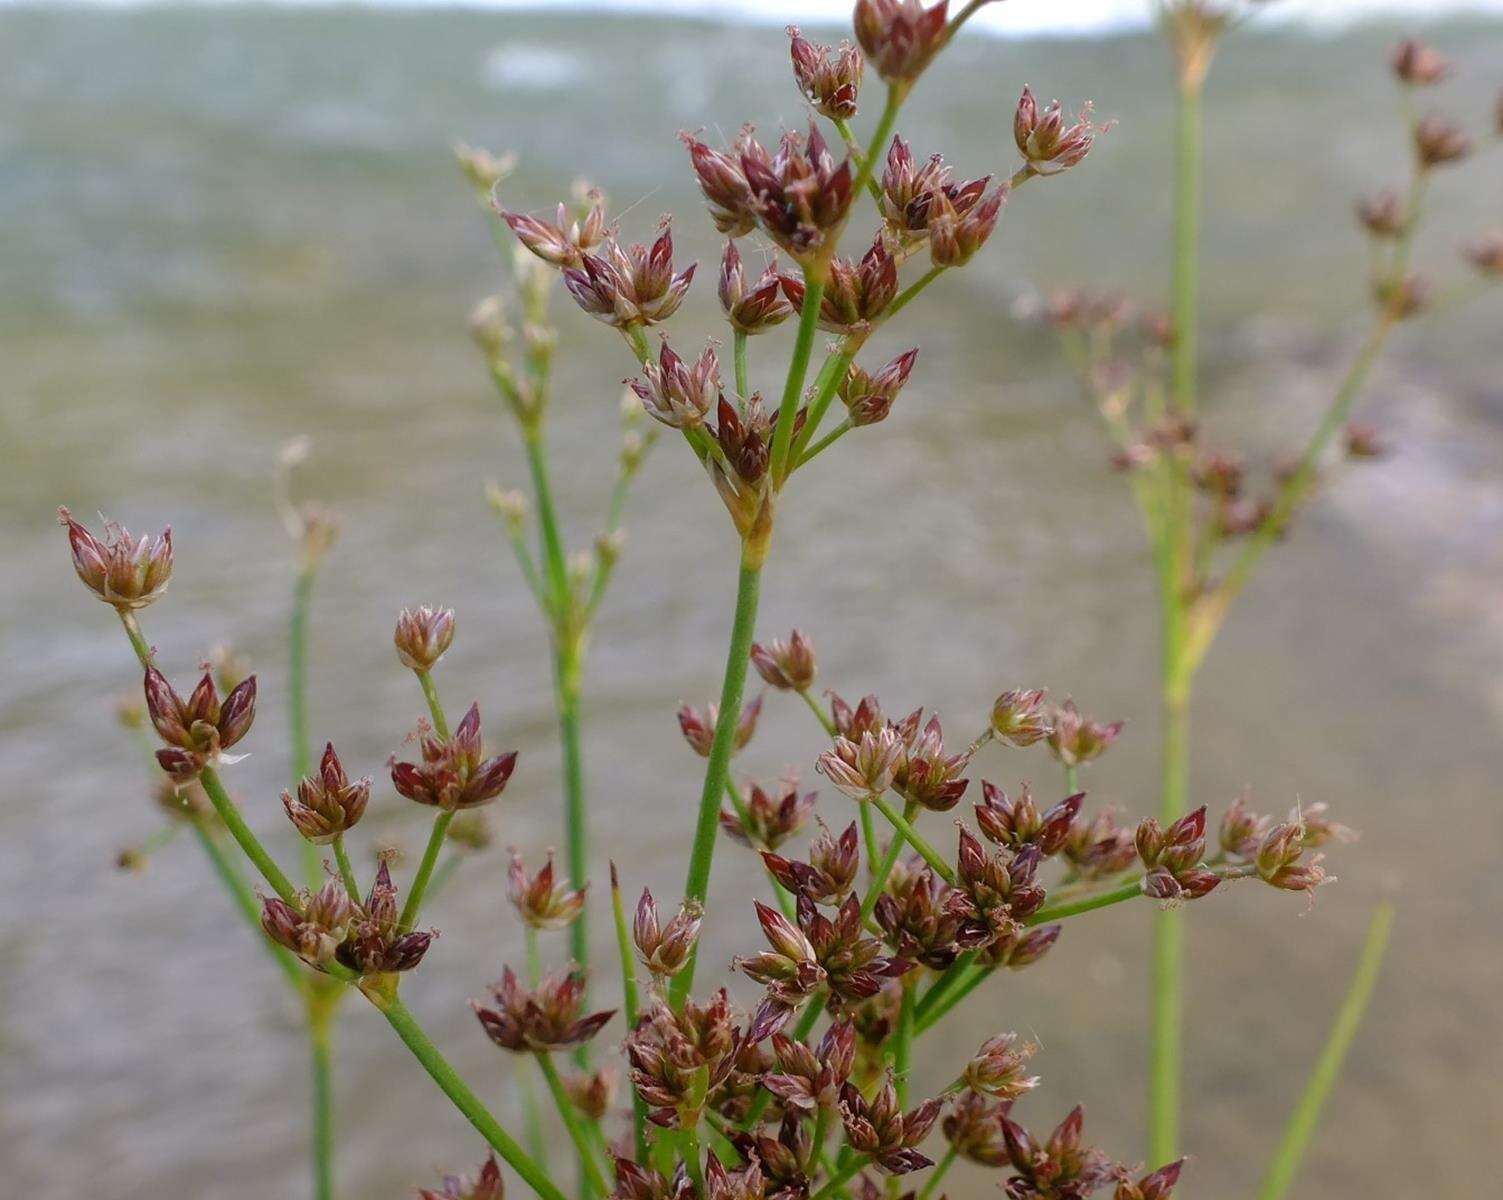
[
  {"left": 734, "top": 329, "right": 750, "bottom": 398},
  {"left": 771, "top": 272, "right": 827, "bottom": 483},
  {"left": 1256, "top": 903, "right": 1396, "bottom": 1200},
  {"left": 189, "top": 821, "right": 302, "bottom": 988},
  {"left": 683, "top": 1126, "right": 707, "bottom": 1197},
  {"left": 536, "top": 1052, "right": 611, "bottom": 1200},
  {"left": 851, "top": 88, "right": 903, "bottom": 204},
  {"left": 671, "top": 557, "right": 765, "bottom": 1007},
  {"left": 858, "top": 816, "right": 911, "bottom": 925},
  {"left": 795, "top": 420, "right": 852, "bottom": 470},
  {"left": 399, "top": 810, "right": 455, "bottom": 932},
  {"left": 1149, "top": 685, "right": 1190, "bottom": 1166},
  {"left": 309, "top": 1012, "right": 335, "bottom": 1200},
  {"left": 374, "top": 996, "right": 567, "bottom": 1200},
  {"left": 1170, "top": 77, "right": 1202, "bottom": 414},
  {"left": 117, "top": 609, "right": 153, "bottom": 666},
  {"left": 726, "top": 780, "right": 797, "bottom": 920},
  {"left": 332, "top": 833, "right": 361, "bottom": 903},
  {"left": 871, "top": 794, "right": 952, "bottom": 884},
  {"left": 610, "top": 862, "right": 650, "bottom": 1161},
  {"left": 893, "top": 976, "right": 915, "bottom": 1107},
  {"left": 197, "top": 766, "right": 301, "bottom": 908},
  {"left": 813, "top": 1155, "right": 871, "bottom": 1200},
  {"left": 884, "top": 266, "right": 945, "bottom": 324},
  {"left": 290, "top": 565, "right": 321, "bottom": 887},
  {"left": 416, "top": 670, "right": 450, "bottom": 739},
  {"left": 791, "top": 347, "right": 855, "bottom": 463},
  {"left": 741, "top": 991, "right": 824, "bottom": 1128},
  {"left": 798, "top": 687, "right": 837, "bottom": 738},
  {"left": 1063, "top": 763, "right": 1080, "bottom": 795}
]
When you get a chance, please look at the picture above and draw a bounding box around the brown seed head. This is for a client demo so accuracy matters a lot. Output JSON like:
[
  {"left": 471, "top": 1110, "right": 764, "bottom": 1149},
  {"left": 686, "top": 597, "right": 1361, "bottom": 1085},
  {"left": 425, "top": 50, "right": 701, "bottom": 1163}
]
[
  {"left": 59, "top": 507, "right": 173, "bottom": 611},
  {"left": 789, "top": 26, "right": 864, "bottom": 120},
  {"left": 394, "top": 606, "right": 456, "bottom": 672},
  {"left": 282, "top": 742, "right": 371, "bottom": 843}
]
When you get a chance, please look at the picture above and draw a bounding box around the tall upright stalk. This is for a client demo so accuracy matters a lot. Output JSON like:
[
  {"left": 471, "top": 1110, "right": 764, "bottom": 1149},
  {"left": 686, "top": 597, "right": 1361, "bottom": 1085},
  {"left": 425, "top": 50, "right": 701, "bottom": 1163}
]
[{"left": 670, "top": 556, "right": 764, "bottom": 1007}]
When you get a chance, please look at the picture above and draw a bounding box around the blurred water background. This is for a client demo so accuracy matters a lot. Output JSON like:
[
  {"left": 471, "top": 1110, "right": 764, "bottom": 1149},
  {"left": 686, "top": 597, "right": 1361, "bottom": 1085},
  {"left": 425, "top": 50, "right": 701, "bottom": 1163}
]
[{"left": 3, "top": 5, "right": 1502, "bottom": 1198}]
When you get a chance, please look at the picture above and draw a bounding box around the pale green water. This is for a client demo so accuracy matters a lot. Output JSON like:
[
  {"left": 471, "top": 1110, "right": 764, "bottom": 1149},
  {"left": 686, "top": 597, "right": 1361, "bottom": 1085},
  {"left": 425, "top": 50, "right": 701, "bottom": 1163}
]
[{"left": 2, "top": 8, "right": 1502, "bottom": 1198}]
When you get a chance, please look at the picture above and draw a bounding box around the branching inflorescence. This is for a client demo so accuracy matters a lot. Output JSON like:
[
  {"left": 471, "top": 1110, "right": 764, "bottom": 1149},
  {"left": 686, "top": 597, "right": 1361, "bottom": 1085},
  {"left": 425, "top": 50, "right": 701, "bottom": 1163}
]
[{"left": 62, "top": 4, "right": 1500, "bottom": 1200}]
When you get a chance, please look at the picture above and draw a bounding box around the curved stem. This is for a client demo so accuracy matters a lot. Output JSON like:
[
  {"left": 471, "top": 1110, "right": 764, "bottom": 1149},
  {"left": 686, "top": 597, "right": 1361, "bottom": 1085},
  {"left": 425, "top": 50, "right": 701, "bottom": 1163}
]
[
  {"left": 871, "top": 794, "right": 952, "bottom": 884},
  {"left": 198, "top": 766, "right": 301, "bottom": 907},
  {"left": 416, "top": 670, "right": 450, "bottom": 739},
  {"left": 373, "top": 996, "right": 567, "bottom": 1200},
  {"left": 734, "top": 329, "right": 750, "bottom": 399},
  {"left": 536, "top": 1051, "right": 611, "bottom": 1200},
  {"left": 1256, "top": 903, "right": 1395, "bottom": 1200},
  {"left": 332, "top": 833, "right": 361, "bottom": 903},
  {"left": 399, "top": 810, "right": 455, "bottom": 932},
  {"left": 609, "top": 863, "right": 649, "bottom": 1161},
  {"left": 117, "top": 609, "right": 153, "bottom": 666},
  {"left": 771, "top": 273, "right": 827, "bottom": 483},
  {"left": 796, "top": 420, "right": 852, "bottom": 470},
  {"left": 670, "top": 556, "right": 765, "bottom": 1007}
]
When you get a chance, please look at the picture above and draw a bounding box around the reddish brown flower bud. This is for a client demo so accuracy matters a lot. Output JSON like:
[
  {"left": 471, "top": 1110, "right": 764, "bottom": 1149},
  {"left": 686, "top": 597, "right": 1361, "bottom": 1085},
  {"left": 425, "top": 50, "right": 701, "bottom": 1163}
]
[
  {"left": 962, "top": 1032, "right": 1040, "bottom": 1101},
  {"left": 282, "top": 742, "right": 371, "bottom": 843},
  {"left": 878, "top": 136, "right": 970, "bottom": 238},
  {"left": 719, "top": 240, "right": 795, "bottom": 335},
  {"left": 612, "top": 1158, "right": 695, "bottom": 1200},
  {"left": 953, "top": 833, "right": 1047, "bottom": 946},
  {"left": 497, "top": 190, "right": 609, "bottom": 269},
  {"left": 626, "top": 991, "right": 740, "bottom": 1127},
  {"left": 59, "top": 507, "right": 172, "bottom": 611},
  {"left": 764, "top": 819, "right": 861, "bottom": 905},
  {"left": 1218, "top": 793, "right": 1270, "bottom": 859},
  {"left": 929, "top": 183, "right": 1007, "bottom": 267},
  {"left": 976, "top": 782, "right": 1082, "bottom": 857},
  {"left": 683, "top": 130, "right": 760, "bottom": 237},
  {"left": 783, "top": 234, "right": 897, "bottom": 335},
  {"left": 989, "top": 688, "right": 1052, "bottom": 748},
  {"left": 1002, "top": 1106, "right": 1115, "bottom": 1200},
  {"left": 853, "top": 0, "right": 952, "bottom": 86},
  {"left": 630, "top": 339, "right": 721, "bottom": 429},
  {"left": 335, "top": 859, "right": 435, "bottom": 975},
  {"left": 837, "top": 348, "right": 919, "bottom": 428},
  {"left": 893, "top": 714, "right": 972, "bottom": 812},
  {"left": 944, "top": 1091, "right": 1013, "bottom": 1166},
  {"left": 721, "top": 776, "right": 817, "bottom": 851},
  {"left": 394, "top": 606, "right": 456, "bottom": 672},
  {"left": 1255, "top": 818, "right": 1330, "bottom": 895},
  {"left": 1140, "top": 312, "right": 1178, "bottom": 350},
  {"left": 1464, "top": 231, "right": 1503, "bottom": 277},
  {"left": 817, "top": 728, "right": 904, "bottom": 800},
  {"left": 1137, "top": 806, "right": 1222, "bottom": 903},
  {"left": 1192, "top": 450, "right": 1245, "bottom": 497},
  {"left": 1296, "top": 802, "right": 1356, "bottom": 848},
  {"left": 420, "top": 1154, "right": 505, "bottom": 1200},
  {"left": 678, "top": 695, "right": 762, "bottom": 758},
  {"left": 1045, "top": 699, "right": 1123, "bottom": 767},
  {"left": 739, "top": 900, "right": 826, "bottom": 1020},
  {"left": 143, "top": 665, "right": 258, "bottom": 781},
  {"left": 1115, "top": 1159, "right": 1186, "bottom": 1200},
  {"left": 764, "top": 1018, "right": 856, "bottom": 1114},
  {"left": 789, "top": 26, "right": 863, "bottom": 120},
  {"left": 507, "top": 849, "right": 587, "bottom": 930},
  {"left": 1414, "top": 114, "right": 1471, "bottom": 169},
  {"left": 633, "top": 888, "right": 704, "bottom": 978},
  {"left": 1014, "top": 87, "right": 1108, "bottom": 177},
  {"left": 563, "top": 224, "right": 695, "bottom": 328},
  {"left": 750, "top": 628, "right": 818, "bottom": 691},
  {"left": 1064, "top": 805, "right": 1138, "bottom": 879},
  {"left": 261, "top": 880, "right": 355, "bottom": 968},
  {"left": 739, "top": 125, "right": 854, "bottom": 260},
  {"left": 981, "top": 922, "right": 1062, "bottom": 971},
  {"left": 474, "top": 965, "right": 614, "bottom": 1053},
  {"left": 1390, "top": 39, "right": 1449, "bottom": 86},
  {"left": 1356, "top": 190, "right": 1406, "bottom": 238},
  {"left": 1374, "top": 272, "right": 1431, "bottom": 320},
  {"left": 390, "top": 703, "right": 518, "bottom": 811},
  {"left": 838, "top": 1073, "right": 938, "bottom": 1174},
  {"left": 563, "top": 1067, "right": 617, "bottom": 1122},
  {"left": 1343, "top": 422, "right": 1389, "bottom": 460}
]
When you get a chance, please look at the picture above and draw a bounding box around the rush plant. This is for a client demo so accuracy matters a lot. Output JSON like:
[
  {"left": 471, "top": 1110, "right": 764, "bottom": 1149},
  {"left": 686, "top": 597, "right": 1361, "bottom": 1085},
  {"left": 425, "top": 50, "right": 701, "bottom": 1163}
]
[{"left": 63, "top": 4, "right": 1500, "bottom": 1200}]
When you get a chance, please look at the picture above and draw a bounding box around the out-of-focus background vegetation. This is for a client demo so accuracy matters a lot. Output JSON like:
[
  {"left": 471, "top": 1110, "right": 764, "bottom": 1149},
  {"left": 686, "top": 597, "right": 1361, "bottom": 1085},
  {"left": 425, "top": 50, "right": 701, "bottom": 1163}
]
[{"left": 3, "top": 6, "right": 1501, "bottom": 1198}]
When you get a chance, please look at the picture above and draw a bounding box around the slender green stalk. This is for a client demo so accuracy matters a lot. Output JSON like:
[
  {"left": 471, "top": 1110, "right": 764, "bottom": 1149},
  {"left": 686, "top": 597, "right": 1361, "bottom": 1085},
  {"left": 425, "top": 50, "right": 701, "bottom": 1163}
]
[
  {"left": 734, "top": 329, "right": 749, "bottom": 398},
  {"left": 517, "top": 927, "right": 552, "bottom": 1172},
  {"left": 1063, "top": 763, "right": 1080, "bottom": 795},
  {"left": 399, "top": 810, "right": 455, "bottom": 932},
  {"left": 1256, "top": 903, "right": 1395, "bottom": 1200},
  {"left": 683, "top": 1127, "right": 707, "bottom": 1197},
  {"left": 892, "top": 976, "right": 915, "bottom": 1107},
  {"left": 117, "top": 609, "right": 153, "bottom": 666},
  {"left": 536, "top": 1052, "right": 611, "bottom": 1199},
  {"left": 796, "top": 420, "right": 852, "bottom": 470},
  {"left": 198, "top": 766, "right": 301, "bottom": 907},
  {"left": 791, "top": 347, "right": 856, "bottom": 462},
  {"left": 1170, "top": 78, "right": 1202, "bottom": 414},
  {"left": 610, "top": 863, "right": 650, "bottom": 1161},
  {"left": 671, "top": 558, "right": 764, "bottom": 1007},
  {"left": 871, "top": 794, "right": 953, "bottom": 884},
  {"left": 884, "top": 266, "right": 945, "bottom": 324},
  {"left": 1149, "top": 686, "right": 1190, "bottom": 1165},
  {"left": 189, "top": 821, "right": 303, "bottom": 987},
  {"left": 726, "top": 780, "right": 797, "bottom": 920},
  {"left": 858, "top": 817, "right": 912, "bottom": 925},
  {"left": 309, "top": 1010, "right": 335, "bottom": 1200},
  {"left": 289, "top": 565, "right": 321, "bottom": 886},
  {"left": 770, "top": 272, "right": 827, "bottom": 483},
  {"left": 416, "top": 670, "right": 450, "bottom": 739},
  {"left": 813, "top": 1154, "right": 871, "bottom": 1200},
  {"left": 374, "top": 996, "right": 566, "bottom": 1200},
  {"left": 798, "top": 687, "right": 837, "bottom": 737},
  {"left": 331, "top": 833, "right": 361, "bottom": 903},
  {"left": 741, "top": 991, "right": 824, "bottom": 1128}
]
